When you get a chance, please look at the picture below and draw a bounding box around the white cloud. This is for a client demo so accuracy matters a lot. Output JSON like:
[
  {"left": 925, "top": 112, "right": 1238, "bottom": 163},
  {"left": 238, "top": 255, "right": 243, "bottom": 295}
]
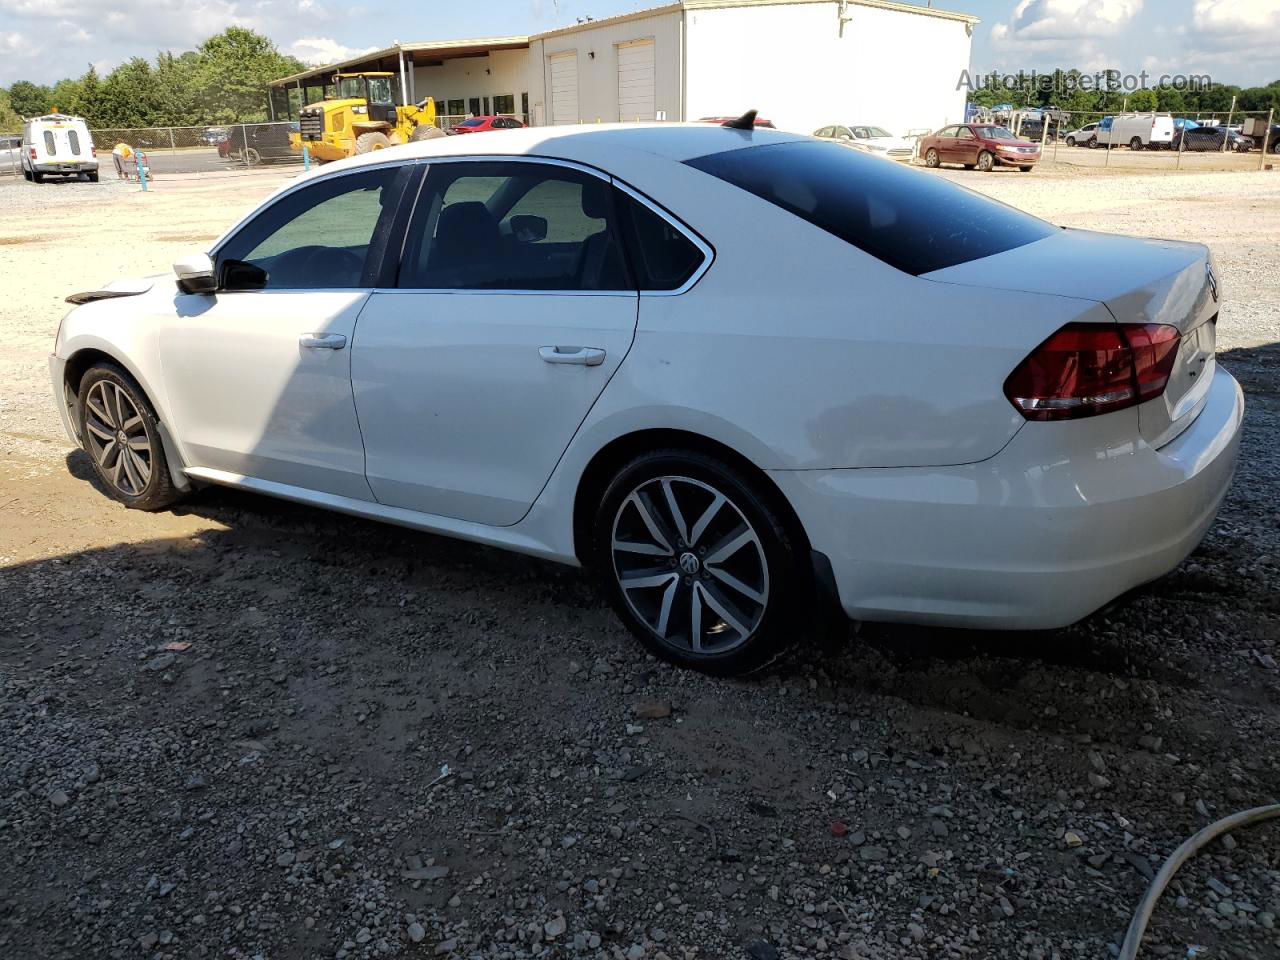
[
  {"left": 992, "top": 0, "right": 1143, "bottom": 44},
  {"left": 0, "top": 0, "right": 357, "bottom": 83},
  {"left": 1191, "top": 0, "right": 1280, "bottom": 52},
  {"left": 287, "top": 35, "right": 378, "bottom": 66}
]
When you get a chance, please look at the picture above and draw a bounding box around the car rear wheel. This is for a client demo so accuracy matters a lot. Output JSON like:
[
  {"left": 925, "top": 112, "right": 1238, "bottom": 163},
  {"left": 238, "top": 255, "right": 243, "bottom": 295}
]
[
  {"left": 592, "top": 450, "right": 804, "bottom": 676},
  {"left": 1130, "top": 136, "right": 1144, "bottom": 150},
  {"left": 976, "top": 150, "right": 994, "bottom": 172},
  {"left": 77, "top": 364, "right": 182, "bottom": 511},
  {"left": 924, "top": 148, "right": 939, "bottom": 168},
  {"left": 243, "top": 147, "right": 262, "bottom": 166}
]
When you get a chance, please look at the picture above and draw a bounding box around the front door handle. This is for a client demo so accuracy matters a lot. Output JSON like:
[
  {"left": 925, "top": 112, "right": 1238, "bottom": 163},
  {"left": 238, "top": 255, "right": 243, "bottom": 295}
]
[
  {"left": 540, "top": 346, "right": 605, "bottom": 366},
  {"left": 300, "top": 333, "right": 347, "bottom": 350}
]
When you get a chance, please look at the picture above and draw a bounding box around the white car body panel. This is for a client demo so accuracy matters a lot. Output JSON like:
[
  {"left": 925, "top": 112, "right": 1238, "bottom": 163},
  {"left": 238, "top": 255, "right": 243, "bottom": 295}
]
[
  {"left": 159, "top": 289, "right": 374, "bottom": 502},
  {"left": 352, "top": 290, "right": 638, "bottom": 525},
  {"left": 50, "top": 123, "right": 1244, "bottom": 631}
]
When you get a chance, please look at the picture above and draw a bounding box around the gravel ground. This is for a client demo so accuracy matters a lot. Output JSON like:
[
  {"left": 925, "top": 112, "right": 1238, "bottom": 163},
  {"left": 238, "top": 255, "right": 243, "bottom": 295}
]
[{"left": 1, "top": 162, "right": 1278, "bottom": 960}]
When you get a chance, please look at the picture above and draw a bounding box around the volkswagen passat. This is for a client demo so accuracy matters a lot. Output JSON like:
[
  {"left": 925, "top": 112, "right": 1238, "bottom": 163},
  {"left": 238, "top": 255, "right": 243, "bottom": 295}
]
[{"left": 51, "top": 123, "right": 1243, "bottom": 675}]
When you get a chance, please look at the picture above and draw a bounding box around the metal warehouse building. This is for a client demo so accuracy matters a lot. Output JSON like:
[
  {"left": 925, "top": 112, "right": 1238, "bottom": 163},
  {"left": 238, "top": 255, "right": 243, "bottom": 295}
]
[{"left": 271, "top": 0, "right": 978, "bottom": 136}]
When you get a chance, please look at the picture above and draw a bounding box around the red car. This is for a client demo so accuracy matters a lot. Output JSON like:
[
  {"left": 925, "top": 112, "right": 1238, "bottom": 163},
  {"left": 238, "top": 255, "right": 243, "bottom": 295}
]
[
  {"left": 919, "top": 123, "right": 1041, "bottom": 172},
  {"left": 449, "top": 115, "right": 526, "bottom": 134}
]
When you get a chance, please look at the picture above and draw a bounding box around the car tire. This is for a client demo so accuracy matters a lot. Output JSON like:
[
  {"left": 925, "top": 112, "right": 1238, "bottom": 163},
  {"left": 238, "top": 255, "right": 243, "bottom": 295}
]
[
  {"left": 77, "top": 363, "right": 183, "bottom": 511},
  {"left": 243, "top": 147, "right": 261, "bottom": 166},
  {"left": 1088, "top": 136, "right": 1099, "bottom": 149},
  {"left": 924, "top": 148, "right": 940, "bottom": 168},
  {"left": 591, "top": 449, "right": 805, "bottom": 676},
  {"left": 87, "top": 171, "right": 99, "bottom": 183},
  {"left": 976, "top": 150, "right": 994, "bottom": 172},
  {"left": 1130, "top": 137, "right": 1144, "bottom": 150},
  {"left": 1065, "top": 136, "right": 1076, "bottom": 147},
  {"left": 355, "top": 131, "right": 392, "bottom": 154},
  {"left": 1019, "top": 165, "right": 1033, "bottom": 172},
  {"left": 32, "top": 170, "right": 44, "bottom": 183},
  {"left": 409, "top": 124, "right": 446, "bottom": 142}
]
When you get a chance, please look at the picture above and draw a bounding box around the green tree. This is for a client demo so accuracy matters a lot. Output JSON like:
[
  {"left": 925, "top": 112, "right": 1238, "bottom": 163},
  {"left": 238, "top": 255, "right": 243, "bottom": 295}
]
[
  {"left": 193, "top": 27, "right": 305, "bottom": 123},
  {"left": 7, "top": 80, "right": 51, "bottom": 117},
  {"left": 0, "top": 88, "right": 22, "bottom": 131},
  {"left": 153, "top": 51, "right": 200, "bottom": 126},
  {"left": 96, "top": 57, "right": 165, "bottom": 127},
  {"left": 1127, "top": 88, "right": 1157, "bottom": 111}
]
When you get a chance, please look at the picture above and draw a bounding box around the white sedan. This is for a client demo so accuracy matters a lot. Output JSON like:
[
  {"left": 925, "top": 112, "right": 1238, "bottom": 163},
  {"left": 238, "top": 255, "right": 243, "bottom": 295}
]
[
  {"left": 814, "top": 124, "right": 915, "bottom": 161},
  {"left": 51, "top": 122, "right": 1243, "bottom": 675}
]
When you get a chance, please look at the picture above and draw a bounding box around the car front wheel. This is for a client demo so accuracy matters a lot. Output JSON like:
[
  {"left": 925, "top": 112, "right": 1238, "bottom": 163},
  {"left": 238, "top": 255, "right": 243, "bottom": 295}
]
[
  {"left": 1065, "top": 136, "right": 1076, "bottom": 147},
  {"left": 593, "top": 450, "right": 804, "bottom": 676},
  {"left": 77, "top": 364, "right": 183, "bottom": 511},
  {"left": 976, "top": 150, "right": 994, "bottom": 171}
]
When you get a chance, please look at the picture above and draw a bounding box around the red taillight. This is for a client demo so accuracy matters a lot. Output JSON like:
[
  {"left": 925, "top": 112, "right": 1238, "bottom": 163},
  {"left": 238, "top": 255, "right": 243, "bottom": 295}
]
[
  {"left": 29, "top": 147, "right": 36, "bottom": 159},
  {"left": 1004, "top": 322, "right": 1181, "bottom": 421},
  {"left": 91, "top": 146, "right": 97, "bottom": 157}
]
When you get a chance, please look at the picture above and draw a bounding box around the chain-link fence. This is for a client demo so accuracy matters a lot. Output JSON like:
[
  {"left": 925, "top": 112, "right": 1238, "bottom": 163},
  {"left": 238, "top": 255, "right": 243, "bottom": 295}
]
[{"left": 999, "top": 108, "right": 1279, "bottom": 171}]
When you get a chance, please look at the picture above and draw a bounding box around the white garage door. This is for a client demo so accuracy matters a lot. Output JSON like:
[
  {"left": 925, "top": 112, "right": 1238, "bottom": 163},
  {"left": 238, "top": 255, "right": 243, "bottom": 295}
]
[
  {"left": 617, "top": 39, "right": 655, "bottom": 122},
  {"left": 549, "top": 52, "right": 579, "bottom": 125}
]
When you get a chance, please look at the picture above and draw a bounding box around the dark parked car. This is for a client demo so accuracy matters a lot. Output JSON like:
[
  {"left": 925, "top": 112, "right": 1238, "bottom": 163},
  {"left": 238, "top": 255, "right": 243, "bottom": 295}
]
[
  {"left": 219, "top": 123, "right": 299, "bottom": 164},
  {"left": 1175, "top": 125, "right": 1253, "bottom": 152},
  {"left": 919, "top": 122, "right": 1041, "bottom": 172}
]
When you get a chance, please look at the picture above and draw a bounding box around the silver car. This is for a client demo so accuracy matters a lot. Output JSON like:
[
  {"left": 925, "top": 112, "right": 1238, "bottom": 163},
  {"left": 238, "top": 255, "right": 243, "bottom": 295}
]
[{"left": 0, "top": 135, "right": 22, "bottom": 174}]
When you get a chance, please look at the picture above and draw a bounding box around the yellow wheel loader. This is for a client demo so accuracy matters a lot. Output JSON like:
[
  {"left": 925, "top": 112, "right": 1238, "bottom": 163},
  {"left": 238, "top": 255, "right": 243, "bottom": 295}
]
[{"left": 291, "top": 73, "right": 443, "bottom": 163}]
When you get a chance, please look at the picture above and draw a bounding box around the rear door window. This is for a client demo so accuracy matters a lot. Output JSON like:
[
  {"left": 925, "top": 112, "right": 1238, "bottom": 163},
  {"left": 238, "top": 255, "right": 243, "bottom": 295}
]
[
  {"left": 617, "top": 192, "right": 707, "bottom": 291},
  {"left": 686, "top": 140, "right": 1056, "bottom": 276},
  {"left": 43, "top": 130, "right": 56, "bottom": 156},
  {"left": 68, "top": 129, "right": 80, "bottom": 155},
  {"left": 398, "top": 161, "right": 631, "bottom": 291}
]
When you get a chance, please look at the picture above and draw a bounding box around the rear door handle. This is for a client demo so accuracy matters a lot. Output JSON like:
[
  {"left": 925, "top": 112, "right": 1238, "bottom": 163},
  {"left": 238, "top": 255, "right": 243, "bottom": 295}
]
[
  {"left": 299, "top": 333, "right": 347, "bottom": 350},
  {"left": 540, "top": 346, "right": 605, "bottom": 366}
]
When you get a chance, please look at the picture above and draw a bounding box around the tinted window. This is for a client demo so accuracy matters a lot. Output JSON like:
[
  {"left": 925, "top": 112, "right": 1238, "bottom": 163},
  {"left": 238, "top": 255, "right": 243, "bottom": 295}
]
[
  {"left": 458, "top": 118, "right": 484, "bottom": 128},
  {"left": 219, "top": 167, "right": 398, "bottom": 289},
  {"left": 618, "top": 193, "right": 706, "bottom": 291},
  {"left": 68, "top": 129, "right": 80, "bottom": 154},
  {"left": 43, "top": 130, "right": 55, "bottom": 155},
  {"left": 686, "top": 141, "right": 1056, "bottom": 276},
  {"left": 399, "top": 162, "right": 630, "bottom": 291}
]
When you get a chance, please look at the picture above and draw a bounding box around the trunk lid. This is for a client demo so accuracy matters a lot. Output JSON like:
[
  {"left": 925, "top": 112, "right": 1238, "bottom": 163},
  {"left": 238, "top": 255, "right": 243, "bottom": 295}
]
[{"left": 925, "top": 228, "right": 1219, "bottom": 447}]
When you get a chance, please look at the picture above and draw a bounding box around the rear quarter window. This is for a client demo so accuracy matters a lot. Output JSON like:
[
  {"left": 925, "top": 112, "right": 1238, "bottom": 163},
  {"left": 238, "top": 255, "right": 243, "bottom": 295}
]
[{"left": 685, "top": 140, "right": 1056, "bottom": 276}]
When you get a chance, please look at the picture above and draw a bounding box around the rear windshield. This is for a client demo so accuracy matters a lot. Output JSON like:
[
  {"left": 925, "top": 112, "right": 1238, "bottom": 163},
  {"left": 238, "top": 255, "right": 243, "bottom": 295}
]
[{"left": 685, "top": 140, "right": 1056, "bottom": 276}]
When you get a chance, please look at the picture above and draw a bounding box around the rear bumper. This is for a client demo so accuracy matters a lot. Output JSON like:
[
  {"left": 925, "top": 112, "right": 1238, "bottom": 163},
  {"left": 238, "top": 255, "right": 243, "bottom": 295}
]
[
  {"left": 33, "top": 161, "right": 98, "bottom": 173},
  {"left": 772, "top": 367, "right": 1244, "bottom": 629}
]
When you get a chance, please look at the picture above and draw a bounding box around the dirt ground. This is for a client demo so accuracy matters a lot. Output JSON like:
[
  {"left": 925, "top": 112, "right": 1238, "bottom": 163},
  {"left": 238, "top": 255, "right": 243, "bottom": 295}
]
[{"left": 1, "top": 160, "right": 1279, "bottom": 960}]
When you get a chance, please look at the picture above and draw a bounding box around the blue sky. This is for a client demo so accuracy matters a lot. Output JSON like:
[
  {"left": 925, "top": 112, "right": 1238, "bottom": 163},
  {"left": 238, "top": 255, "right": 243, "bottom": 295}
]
[{"left": 1, "top": 0, "right": 1277, "bottom": 88}]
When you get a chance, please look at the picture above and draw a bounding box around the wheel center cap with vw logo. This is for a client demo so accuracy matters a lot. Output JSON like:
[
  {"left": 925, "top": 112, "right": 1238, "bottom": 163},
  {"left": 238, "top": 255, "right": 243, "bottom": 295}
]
[{"left": 678, "top": 552, "right": 701, "bottom": 575}]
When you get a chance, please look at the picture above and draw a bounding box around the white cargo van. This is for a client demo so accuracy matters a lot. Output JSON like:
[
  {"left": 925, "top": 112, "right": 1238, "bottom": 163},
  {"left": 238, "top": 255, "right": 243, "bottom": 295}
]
[
  {"left": 1104, "top": 114, "right": 1176, "bottom": 150},
  {"left": 21, "top": 114, "right": 99, "bottom": 183}
]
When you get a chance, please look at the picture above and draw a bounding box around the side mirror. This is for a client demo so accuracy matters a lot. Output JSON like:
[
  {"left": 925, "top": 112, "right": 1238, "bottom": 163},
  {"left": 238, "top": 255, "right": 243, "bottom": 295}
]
[
  {"left": 510, "top": 215, "right": 548, "bottom": 243},
  {"left": 173, "top": 251, "right": 217, "bottom": 294},
  {"left": 220, "top": 259, "right": 269, "bottom": 291}
]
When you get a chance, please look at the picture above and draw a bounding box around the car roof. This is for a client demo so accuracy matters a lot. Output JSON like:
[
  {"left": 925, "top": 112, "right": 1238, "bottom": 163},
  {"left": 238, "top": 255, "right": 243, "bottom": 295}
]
[{"left": 317, "top": 122, "right": 806, "bottom": 176}]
